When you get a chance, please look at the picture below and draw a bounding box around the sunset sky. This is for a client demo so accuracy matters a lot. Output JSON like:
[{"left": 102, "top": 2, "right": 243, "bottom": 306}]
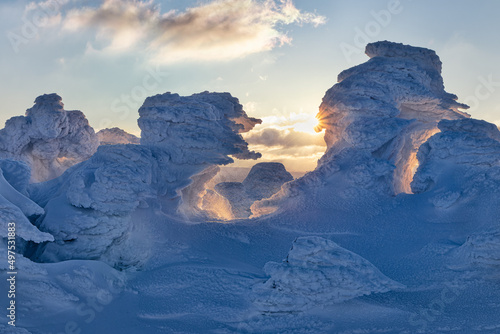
[{"left": 1, "top": 0, "right": 499, "bottom": 172}]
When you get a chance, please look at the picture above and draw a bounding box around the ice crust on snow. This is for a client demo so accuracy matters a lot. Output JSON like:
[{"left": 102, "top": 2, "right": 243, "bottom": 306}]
[
  {"left": 0, "top": 94, "right": 99, "bottom": 182},
  {"left": 253, "top": 236, "right": 404, "bottom": 312},
  {"left": 97, "top": 127, "right": 140, "bottom": 145},
  {"left": 215, "top": 162, "right": 293, "bottom": 218}
]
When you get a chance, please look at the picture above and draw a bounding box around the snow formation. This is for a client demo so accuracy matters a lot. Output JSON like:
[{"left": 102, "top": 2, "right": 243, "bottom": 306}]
[
  {"left": 315, "top": 41, "right": 469, "bottom": 194},
  {"left": 412, "top": 118, "right": 500, "bottom": 195},
  {"left": 0, "top": 94, "right": 99, "bottom": 182},
  {"left": 253, "top": 41, "right": 472, "bottom": 216},
  {"left": 253, "top": 236, "right": 404, "bottom": 312},
  {"left": 97, "top": 127, "right": 140, "bottom": 145},
  {"left": 138, "top": 91, "right": 262, "bottom": 217},
  {"left": 7, "top": 41, "right": 500, "bottom": 333},
  {"left": 30, "top": 92, "right": 262, "bottom": 267},
  {"left": 215, "top": 162, "right": 293, "bottom": 218}
]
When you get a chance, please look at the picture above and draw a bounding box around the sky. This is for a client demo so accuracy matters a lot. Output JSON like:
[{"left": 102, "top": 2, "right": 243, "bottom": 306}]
[{"left": 1, "top": 0, "right": 499, "bottom": 172}]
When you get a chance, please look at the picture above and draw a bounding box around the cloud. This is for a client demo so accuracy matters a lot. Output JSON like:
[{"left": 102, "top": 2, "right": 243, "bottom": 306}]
[
  {"left": 58, "top": 0, "right": 326, "bottom": 62},
  {"left": 244, "top": 127, "right": 325, "bottom": 148}
]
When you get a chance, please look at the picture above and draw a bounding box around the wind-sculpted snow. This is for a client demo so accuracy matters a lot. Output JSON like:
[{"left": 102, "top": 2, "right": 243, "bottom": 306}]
[
  {"left": 254, "top": 41, "right": 471, "bottom": 216},
  {"left": 32, "top": 92, "right": 262, "bottom": 266},
  {"left": 33, "top": 144, "right": 159, "bottom": 268},
  {"left": 137, "top": 91, "right": 262, "bottom": 216},
  {"left": 0, "top": 241, "right": 125, "bottom": 326},
  {"left": 138, "top": 91, "right": 261, "bottom": 164},
  {"left": 97, "top": 127, "right": 140, "bottom": 145},
  {"left": 0, "top": 159, "right": 31, "bottom": 194},
  {"left": 0, "top": 162, "right": 51, "bottom": 243},
  {"left": 253, "top": 237, "right": 404, "bottom": 312},
  {"left": 315, "top": 41, "right": 469, "bottom": 194},
  {"left": 0, "top": 94, "right": 99, "bottom": 182},
  {"left": 411, "top": 118, "right": 500, "bottom": 195},
  {"left": 215, "top": 162, "right": 293, "bottom": 218}
]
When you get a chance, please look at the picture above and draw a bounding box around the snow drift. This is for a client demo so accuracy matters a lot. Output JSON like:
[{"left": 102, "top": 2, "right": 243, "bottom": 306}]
[
  {"left": 0, "top": 94, "right": 99, "bottom": 182},
  {"left": 215, "top": 162, "right": 293, "bottom": 218},
  {"left": 253, "top": 236, "right": 404, "bottom": 312}
]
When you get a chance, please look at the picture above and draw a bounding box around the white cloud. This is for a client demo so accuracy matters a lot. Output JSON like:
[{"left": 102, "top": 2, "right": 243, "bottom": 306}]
[{"left": 58, "top": 0, "right": 326, "bottom": 62}]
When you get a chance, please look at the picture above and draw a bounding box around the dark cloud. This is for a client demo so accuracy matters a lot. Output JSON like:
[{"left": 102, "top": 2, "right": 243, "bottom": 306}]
[{"left": 244, "top": 127, "right": 325, "bottom": 148}]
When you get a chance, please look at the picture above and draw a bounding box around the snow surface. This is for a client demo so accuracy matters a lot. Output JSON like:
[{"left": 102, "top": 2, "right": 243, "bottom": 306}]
[{"left": 3, "top": 41, "right": 500, "bottom": 333}]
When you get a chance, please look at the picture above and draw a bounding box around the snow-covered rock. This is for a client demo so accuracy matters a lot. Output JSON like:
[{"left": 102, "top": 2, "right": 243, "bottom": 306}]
[
  {"left": 215, "top": 162, "right": 293, "bottom": 218},
  {"left": 97, "top": 127, "right": 140, "bottom": 145},
  {"left": 253, "top": 236, "right": 404, "bottom": 312},
  {"left": 138, "top": 91, "right": 261, "bottom": 163},
  {"left": 0, "top": 94, "right": 99, "bottom": 182}
]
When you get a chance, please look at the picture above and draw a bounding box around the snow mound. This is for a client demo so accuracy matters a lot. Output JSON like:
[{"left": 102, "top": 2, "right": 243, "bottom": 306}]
[
  {"left": 215, "top": 162, "right": 293, "bottom": 218},
  {"left": 0, "top": 94, "right": 99, "bottom": 182},
  {"left": 253, "top": 236, "right": 404, "bottom": 312},
  {"left": 97, "top": 127, "right": 140, "bottom": 145},
  {"left": 412, "top": 118, "right": 500, "bottom": 194},
  {"left": 456, "top": 230, "right": 500, "bottom": 266}
]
